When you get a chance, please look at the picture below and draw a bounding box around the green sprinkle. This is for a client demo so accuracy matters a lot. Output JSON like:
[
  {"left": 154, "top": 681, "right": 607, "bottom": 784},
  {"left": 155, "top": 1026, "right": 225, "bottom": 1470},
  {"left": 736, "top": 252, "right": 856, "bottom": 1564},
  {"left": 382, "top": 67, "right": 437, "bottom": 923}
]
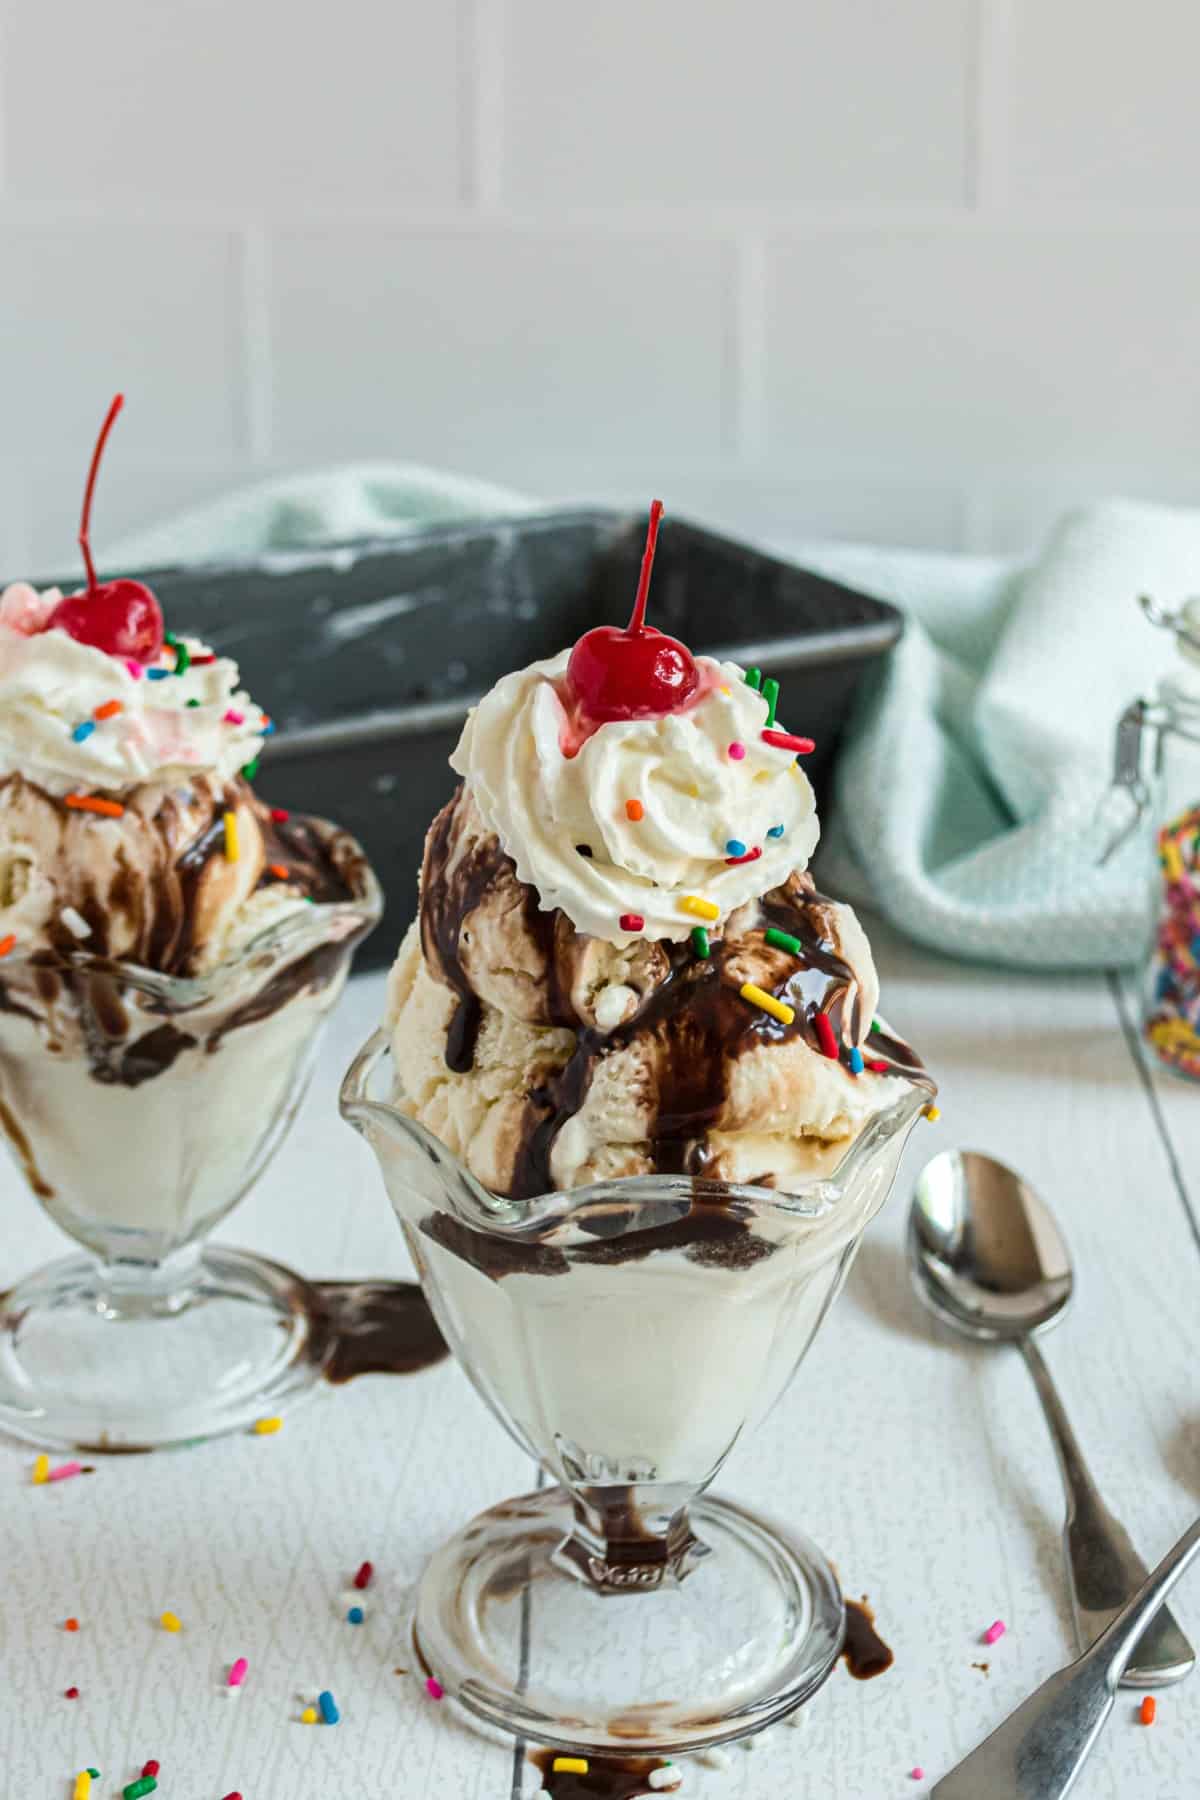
[
  {"left": 744, "top": 667, "right": 762, "bottom": 691},
  {"left": 691, "top": 925, "right": 710, "bottom": 959},
  {"left": 241, "top": 758, "right": 260, "bottom": 781},
  {"left": 164, "top": 630, "right": 191, "bottom": 677},
  {"left": 124, "top": 1779, "right": 157, "bottom": 1800},
  {"left": 762, "top": 676, "right": 780, "bottom": 727},
  {"left": 871, "top": 1017, "right": 882, "bottom": 1035},
  {"left": 765, "top": 926, "right": 803, "bottom": 956},
  {"left": 186, "top": 697, "right": 200, "bottom": 708}
]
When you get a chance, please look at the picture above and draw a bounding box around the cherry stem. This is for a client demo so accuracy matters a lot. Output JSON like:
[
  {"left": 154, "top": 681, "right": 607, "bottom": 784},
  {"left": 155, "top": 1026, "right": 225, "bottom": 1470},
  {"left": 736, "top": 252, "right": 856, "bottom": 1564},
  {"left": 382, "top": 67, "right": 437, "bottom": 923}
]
[
  {"left": 626, "top": 498, "right": 664, "bottom": 636},
  {"left": 78, "top": 393, "right": 125, "bottom": 596}
]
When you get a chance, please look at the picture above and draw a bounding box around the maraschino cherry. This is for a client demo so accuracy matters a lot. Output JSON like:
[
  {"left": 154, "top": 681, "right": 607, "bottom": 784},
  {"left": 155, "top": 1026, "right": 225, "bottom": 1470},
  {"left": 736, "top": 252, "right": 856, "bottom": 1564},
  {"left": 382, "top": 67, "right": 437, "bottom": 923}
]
[
  {"left": 44, "top": 394, "right": 165, "bottom": 663},
  {"left": 566, "top": 500, "right": 700, "bottom": 723}
]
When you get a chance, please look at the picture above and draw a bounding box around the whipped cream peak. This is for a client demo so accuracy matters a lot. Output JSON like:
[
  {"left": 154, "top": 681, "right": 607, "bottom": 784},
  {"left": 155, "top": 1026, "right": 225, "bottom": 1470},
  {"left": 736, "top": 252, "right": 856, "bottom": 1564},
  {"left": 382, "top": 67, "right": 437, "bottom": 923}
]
[
  {"left": 450, "top": 647, "right": 820, "bottom": 943},
  {"left": 0, "top": 592, "right": 267, "bottom": 796}
]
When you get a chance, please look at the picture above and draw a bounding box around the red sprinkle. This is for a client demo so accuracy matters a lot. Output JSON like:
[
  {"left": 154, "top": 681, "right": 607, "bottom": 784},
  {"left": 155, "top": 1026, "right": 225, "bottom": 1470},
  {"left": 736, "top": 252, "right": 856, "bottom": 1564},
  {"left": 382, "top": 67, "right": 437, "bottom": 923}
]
[
  {"left": 221, "top": 1793, "right": 243, "bottom": 1800},
  {"left": 354, "top": 1560, "right": 374, "bottom": 1591},
  {"left": 64, "top": 1686, "right": 79, "bottom": 1699},
  {"left": 867, "top": 1058, "right": 890, "bottom": 1073},
  {"left": 267, "top": 862, "right": 289, "bottom": 880},
  {"left": 270, "top": 807, "right": 290, "bottom": 823},
  {"left": 1140, "top": 1696, "right": 1156, "bottom": 1726},
  {"left": 64, "top": 1618, "right": 80, "bottom": 1632},
  {"left": 190, "top": 653, "right": 216, "bottom": 665},
  {"left": 619, "top": 913, "right": 645, "bottom": 932},
  {"left": 762, "top": 728, "right": 815, "bottom": 755},
  {"left": 0, "top": 934, "right": 15, "bottom": 958},
  {"left": 724, "top": 846, "right": 762, "bottom": 866},
  {"left": 814, "top": 1013, "right": 839, "bottom": 1060},
  {"left": 142, "top": 1761, "right": 160, "bottom": 1778}
]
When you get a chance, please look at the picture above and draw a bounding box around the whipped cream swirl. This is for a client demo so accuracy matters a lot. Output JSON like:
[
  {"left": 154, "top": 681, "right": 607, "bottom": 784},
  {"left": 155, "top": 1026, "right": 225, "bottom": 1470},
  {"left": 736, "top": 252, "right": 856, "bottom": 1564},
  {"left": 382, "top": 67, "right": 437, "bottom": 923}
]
[
  {"left": 451, "top": 648, "right": 820, "bottom": 942},
  {"left": 0, "top": 585, "right": 267, "bottom": 796}
]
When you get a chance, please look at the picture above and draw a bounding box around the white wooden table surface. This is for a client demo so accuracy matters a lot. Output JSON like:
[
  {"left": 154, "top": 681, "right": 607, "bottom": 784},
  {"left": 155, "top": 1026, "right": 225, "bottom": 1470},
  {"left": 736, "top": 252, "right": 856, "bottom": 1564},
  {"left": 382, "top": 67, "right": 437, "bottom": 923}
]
[{"left": 3, "top": 916, "right": 1198, "bottom": 1800}]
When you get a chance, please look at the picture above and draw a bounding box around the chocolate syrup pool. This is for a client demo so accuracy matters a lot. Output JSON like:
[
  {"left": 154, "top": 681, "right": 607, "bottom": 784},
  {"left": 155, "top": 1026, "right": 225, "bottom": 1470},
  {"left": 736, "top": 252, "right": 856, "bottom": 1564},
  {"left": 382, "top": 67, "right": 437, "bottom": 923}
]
[{"left": 311, "top": 1280, "right": 447, "bottom": 1383}]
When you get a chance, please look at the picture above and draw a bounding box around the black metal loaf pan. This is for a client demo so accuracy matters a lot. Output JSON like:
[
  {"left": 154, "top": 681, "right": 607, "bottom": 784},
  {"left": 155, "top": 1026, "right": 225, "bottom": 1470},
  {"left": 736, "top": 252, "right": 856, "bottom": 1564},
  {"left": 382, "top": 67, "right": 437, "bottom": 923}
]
[{"left": 36, "top": 510, "right": 902, "bottom": 966}]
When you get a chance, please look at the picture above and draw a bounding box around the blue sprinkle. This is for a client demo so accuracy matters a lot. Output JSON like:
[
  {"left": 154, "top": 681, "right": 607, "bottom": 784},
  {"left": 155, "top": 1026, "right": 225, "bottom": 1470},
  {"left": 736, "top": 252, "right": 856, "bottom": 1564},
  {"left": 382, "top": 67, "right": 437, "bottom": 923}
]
[
  {"left": 725, "top": 839, "right": 746, "bottom": 857},
  {"left": 347, "top": 1606, "right": 364, "bottom": 1625},
  {"left": 848, "top": 1047, "right": 865, "bottom": 1075},
  {"left": 146, "top": 667, "right": 170, "bottom": 681},
  {"left": 71, "top": 720, "right": 96, "bottom": 742},
  {"left": 767, "top": 823, "right": 785, "bottom": 838},
  {"left": 262, "top": 720, "right": 276, "bottom": 735},
  {"left": 318, "top": 1689, "right": 340, "bottom": 1725}
]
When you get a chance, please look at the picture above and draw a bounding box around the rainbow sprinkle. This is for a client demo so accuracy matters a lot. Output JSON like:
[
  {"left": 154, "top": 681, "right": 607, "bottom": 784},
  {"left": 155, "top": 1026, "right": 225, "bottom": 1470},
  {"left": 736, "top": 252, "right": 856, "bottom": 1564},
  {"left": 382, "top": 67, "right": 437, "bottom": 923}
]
[
  {"left": 553, "top": 1759, "right": 589, "bottom": 1776},
  {"left": 762, "top": 678, "right": 779, "bottom": 727},
  {"left": 47, "top": 1460, "right": 84, "bottom": 1483},
  {"left": 691, "top": 926, "right": 710, "bottom": 959},
  {"left": 32, "top": 1454, "right": 49, "bottom": 1485},
  {"left": 680, "top": 895, "right": 720, "bottom": 921},
  {"left": 727, "top": 741, "right": 746, "bottom": 760},
  {"left": 94, "top": 699, "right": 123, "bottom": 721},
  {"left": 227, "top": 1657, "right": 248, "bottom": 1687},
  {"left": 253, "top": 1415, "right": 281, "bottom": 1434},
  {"left": 725, "top": 838, "right": 746, "bottom": 856},
  {"left": 619, "top": 912, "right": 645, "bottom": 932},
  {"left": 301, "top": 1707, "right": 318, "bottom": 1725},
  {"left": 146, "top": 668, "right": 170, "bottom": 681},
  {"left": 767, "top": 823, "right": 785, "bottom": 838},
  {"left": 223, "top": 709, "right": 244, "bottom": 726},
  {"left": 318, "top": 1689, "right": 340, "bottom": 1724},
  {"left": 744, "top": 667, "right": 762, "bottom": 691},
  {"left": 0, "top": 934, "right": 15, "bottom": 958},
  {"left": 347, "top": 1606, "right": 364, "bottom": 1625},
  {"left": 71, "top": 720, "right": 96, "bottom": 742},
  {"left": 765, "top": 927, "right": 802, "bottom": 955},
  {"left": 814, "top": 1013, "right": 839, "bottom": 1059},
  {"left": 762, "top": 728, "right": 815, "bottom": 755},
  {"left": 160, "top": 1611, "right": 182, "bottom": 1632},
  {"left": 740, "top": 982, "right": 794, "bottom": 1026},
  {"left": 354, "top": 1561, "right": 374, "bottom": 1590},
  {"left": 983, "top": 1619, "right": 1006, "bottom": 1645},
  {"left": 425, "top": 1677, "right": 444, "bottom": 1702},
  {"left": 924, "top": 1104, "right": 941, "bottom": 1123},
  {"left": 164, "top": 631, "right": 190, "bottom": 677},
  {"left": 725, "top": 846, "right": 761, "bottom": 866},
  {"left": 848, "top": 1047, "right": 865, "bottom": 1075},
  {"left": 65, "top": 794, "right": 124, "bottom": 818},
  {"left": 223, "top": 812, "right": 239, "bottom": 862},
  {"left": 73, "top": 1776, "right": 91, "bottom": 1800},
  {"left": 625, "top": 799, "right": 644, "bottom": 822},
  {"left": 241, "top": 758, "right": 260, "bottom": 780}
]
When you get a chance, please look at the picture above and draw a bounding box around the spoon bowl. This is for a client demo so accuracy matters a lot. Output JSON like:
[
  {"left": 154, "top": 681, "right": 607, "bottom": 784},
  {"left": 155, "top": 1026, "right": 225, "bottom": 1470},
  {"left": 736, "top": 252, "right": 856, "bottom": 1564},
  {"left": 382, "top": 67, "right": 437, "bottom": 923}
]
[{"left": 909, "top": 1147, "right": 1073, "bottom": 1341}]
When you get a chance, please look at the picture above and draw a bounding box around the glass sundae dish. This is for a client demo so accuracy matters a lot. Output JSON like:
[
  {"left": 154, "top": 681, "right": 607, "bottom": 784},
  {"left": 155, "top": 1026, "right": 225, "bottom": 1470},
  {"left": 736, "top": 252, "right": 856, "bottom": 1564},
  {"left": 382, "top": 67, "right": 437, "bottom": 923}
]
[
  {"left": 342, "top": 503, "right": 932, "bottom": 1751},
  {"left": 0, "top": 398, "right": 381, "bottom": 1449}
]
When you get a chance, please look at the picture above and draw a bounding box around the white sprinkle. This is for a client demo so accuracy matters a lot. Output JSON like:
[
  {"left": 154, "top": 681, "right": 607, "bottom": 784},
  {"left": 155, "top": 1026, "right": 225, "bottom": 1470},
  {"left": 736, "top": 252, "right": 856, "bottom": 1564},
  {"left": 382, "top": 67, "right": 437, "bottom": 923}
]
[
  {"left": 60, "top": 907, "right": 91, "bottom": 940},
  {"left": 698, "top": 1748, "right": 731, "bottom": 1769},
  {"left": 648, "top": 1772, "right": 681, "bottom": 1791},
  {"left": 784, "top": 1708, "right": 806, "bottom": 1728}
]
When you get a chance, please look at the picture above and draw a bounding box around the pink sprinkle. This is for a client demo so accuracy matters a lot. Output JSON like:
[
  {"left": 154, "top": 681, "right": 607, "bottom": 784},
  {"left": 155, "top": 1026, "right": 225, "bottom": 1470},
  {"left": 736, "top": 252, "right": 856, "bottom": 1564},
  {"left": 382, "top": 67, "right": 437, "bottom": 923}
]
[
  {"left": 221, "top": 1792, "right": 243, "bottom": 1800},
  {"left": 425, "top": 1676, "right": 444, "bottom": 1700},
  {"left": 227, "top": 1656, "right": 249, "bottom": 1686},
  {"left": 984, "top": 1619, "right": 1006, "bottom": 1645},
  {"left": 910, "top": 1770, "right": 925, "bottom": 1782},
  {"left": 727, "top": 741, "right": 746, "bottom": 760},
  {"left": 47, "top": 1461, "right": 83, "bottom": 1483},
  {"left": 125, "top": 659, "right": 144, "bottom": 680},
  {"left": 223, "top": 709, "right": 244, "bottom": 726}
]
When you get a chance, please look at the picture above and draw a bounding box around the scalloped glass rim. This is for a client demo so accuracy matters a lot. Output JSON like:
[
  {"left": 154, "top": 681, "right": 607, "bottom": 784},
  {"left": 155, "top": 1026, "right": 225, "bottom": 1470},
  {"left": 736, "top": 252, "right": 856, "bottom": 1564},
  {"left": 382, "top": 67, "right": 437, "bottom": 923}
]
[
  {"left": 0, "top": 819, "right": 382, "bottom": 1011},
  {"left": 340, "top": 1026, "right": 929, "bottom": 1235}
]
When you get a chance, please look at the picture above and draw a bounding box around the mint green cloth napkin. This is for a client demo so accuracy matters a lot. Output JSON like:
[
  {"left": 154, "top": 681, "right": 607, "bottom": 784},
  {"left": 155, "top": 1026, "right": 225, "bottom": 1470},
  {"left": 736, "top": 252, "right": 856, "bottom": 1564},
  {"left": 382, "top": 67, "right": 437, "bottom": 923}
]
[{"left": 113, "top": 476, "right": 1197, "bottom": 970}]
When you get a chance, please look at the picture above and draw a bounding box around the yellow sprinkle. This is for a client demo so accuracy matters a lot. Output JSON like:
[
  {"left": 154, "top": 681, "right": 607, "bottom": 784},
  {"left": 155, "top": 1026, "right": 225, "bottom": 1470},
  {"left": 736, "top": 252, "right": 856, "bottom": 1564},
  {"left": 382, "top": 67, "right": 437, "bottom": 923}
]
[
  {"left": 687, "top": 785, "right": 699, "bottom": 798},
  {"left": 32, "top": 1453, "right": 49, "bottom": 1485},
  {"left": 254, "top": 1415, "right": 283, "bottom": 1435},
  {"left": 1161, "top": 838, "right": 1185, "bottom": 882},
  {"left": 680, "top": 895, "right": 720, "bottom": 922},
  {"left": 739, "top": 981, "right": 795, "bottom": 1026},
  {"left": 301, "top": 1706, "right": 319, "bottom": 1724},
  {"left": 223, "top": 809, "right": 239, "bottom": 862},
  {"left": 73, "top": 1774, "right": 91, "bottom": 1800},
  {"left": 160, "top": 1610, "right": 182, "bottom": 1632},
  {"left": 923, "top": 1104, "right": 941, "bottom": 1123},
  {"left": 719, "top": 684, "right": 731, "bottom": 695},
  {"left": 553, "top": 1758, "right": 589, "bottom": 1775}
]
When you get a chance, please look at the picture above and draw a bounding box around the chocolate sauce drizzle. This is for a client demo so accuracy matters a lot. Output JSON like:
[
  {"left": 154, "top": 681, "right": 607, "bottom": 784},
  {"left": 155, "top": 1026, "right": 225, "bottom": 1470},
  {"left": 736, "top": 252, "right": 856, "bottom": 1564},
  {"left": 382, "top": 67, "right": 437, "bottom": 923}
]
[
  {"left": 420, "top": 788, "right": 931, "bottom": 1202},
  {"left": 311, "top": 1280, "right": 449, "bottom": 1384},
  {"left": 0, "top": 774, "right": 370, "bottom": 1089}
]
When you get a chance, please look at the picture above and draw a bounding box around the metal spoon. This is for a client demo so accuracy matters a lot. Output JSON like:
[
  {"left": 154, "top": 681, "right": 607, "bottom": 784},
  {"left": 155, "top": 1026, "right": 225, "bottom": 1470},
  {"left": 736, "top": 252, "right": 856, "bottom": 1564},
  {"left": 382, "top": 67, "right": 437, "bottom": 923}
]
[
  {"left": 933, "top": 1511, "right": 1200, "bottom": 1798},
  {"left": 909, "top": 1148, "right": 1194, "bottom": 1686}
]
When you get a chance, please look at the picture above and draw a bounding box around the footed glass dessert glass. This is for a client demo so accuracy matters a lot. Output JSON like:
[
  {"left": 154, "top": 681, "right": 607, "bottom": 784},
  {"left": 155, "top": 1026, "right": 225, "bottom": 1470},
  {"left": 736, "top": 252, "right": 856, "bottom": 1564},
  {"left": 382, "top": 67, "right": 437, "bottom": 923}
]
[
  {"left": 0, "top": 827, "right": 380, "bottom": 1451},
  {"left": 342, "top": 1030, "right": 925, "bottom": 1754}
]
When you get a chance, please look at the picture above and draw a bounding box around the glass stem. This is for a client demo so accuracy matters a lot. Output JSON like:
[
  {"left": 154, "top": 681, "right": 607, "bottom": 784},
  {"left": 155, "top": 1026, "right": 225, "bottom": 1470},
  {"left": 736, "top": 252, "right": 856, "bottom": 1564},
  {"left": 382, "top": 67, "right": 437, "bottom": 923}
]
[
  {"left": 93, "top": 1242, "right": 206, "bottom": 1320},
  {"left": 554, "top": 1481, "right": 711, "bottom": 1593}
]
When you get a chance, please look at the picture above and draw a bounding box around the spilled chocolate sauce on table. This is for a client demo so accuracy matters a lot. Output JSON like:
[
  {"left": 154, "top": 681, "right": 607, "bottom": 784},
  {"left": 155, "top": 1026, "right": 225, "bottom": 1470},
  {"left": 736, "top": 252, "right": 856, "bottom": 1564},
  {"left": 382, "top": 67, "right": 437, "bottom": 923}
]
[
  {"left": 842, "top": 1596, "right": 894, "bottom": 1680},
  {"left": 311, "top": 1280, "right": 448, "bottom": 1384}
]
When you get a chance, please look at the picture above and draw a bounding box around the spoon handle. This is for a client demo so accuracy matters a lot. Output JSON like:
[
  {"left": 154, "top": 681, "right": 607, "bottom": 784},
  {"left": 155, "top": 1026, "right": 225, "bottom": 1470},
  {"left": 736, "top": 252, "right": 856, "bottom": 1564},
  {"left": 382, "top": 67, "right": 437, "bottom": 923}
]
[
  {"left": 1019, "top": 1336, "right": 1195, "bottom": 1684},
  {"left": 933, "top": 1513, "right": 1200, "bottom": 1798}
]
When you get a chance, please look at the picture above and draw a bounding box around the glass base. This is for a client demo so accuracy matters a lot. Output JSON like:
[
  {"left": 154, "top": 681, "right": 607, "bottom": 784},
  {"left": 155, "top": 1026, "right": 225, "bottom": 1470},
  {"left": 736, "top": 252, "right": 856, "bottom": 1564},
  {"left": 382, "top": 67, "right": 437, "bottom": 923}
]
[
  {"left": 413, "top": 1484, "right": 845, "bottom": 1754},
  {"left": 0, "top": 1247, "right": 328, "bottom": 1452}
]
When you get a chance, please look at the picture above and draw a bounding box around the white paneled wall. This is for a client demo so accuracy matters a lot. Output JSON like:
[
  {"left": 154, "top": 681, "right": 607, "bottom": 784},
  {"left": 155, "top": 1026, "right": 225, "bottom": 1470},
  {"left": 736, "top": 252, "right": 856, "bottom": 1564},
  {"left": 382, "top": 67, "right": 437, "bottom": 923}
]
[{"left": 2, "top": 0, "right": 1199, "bottom": 575}]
